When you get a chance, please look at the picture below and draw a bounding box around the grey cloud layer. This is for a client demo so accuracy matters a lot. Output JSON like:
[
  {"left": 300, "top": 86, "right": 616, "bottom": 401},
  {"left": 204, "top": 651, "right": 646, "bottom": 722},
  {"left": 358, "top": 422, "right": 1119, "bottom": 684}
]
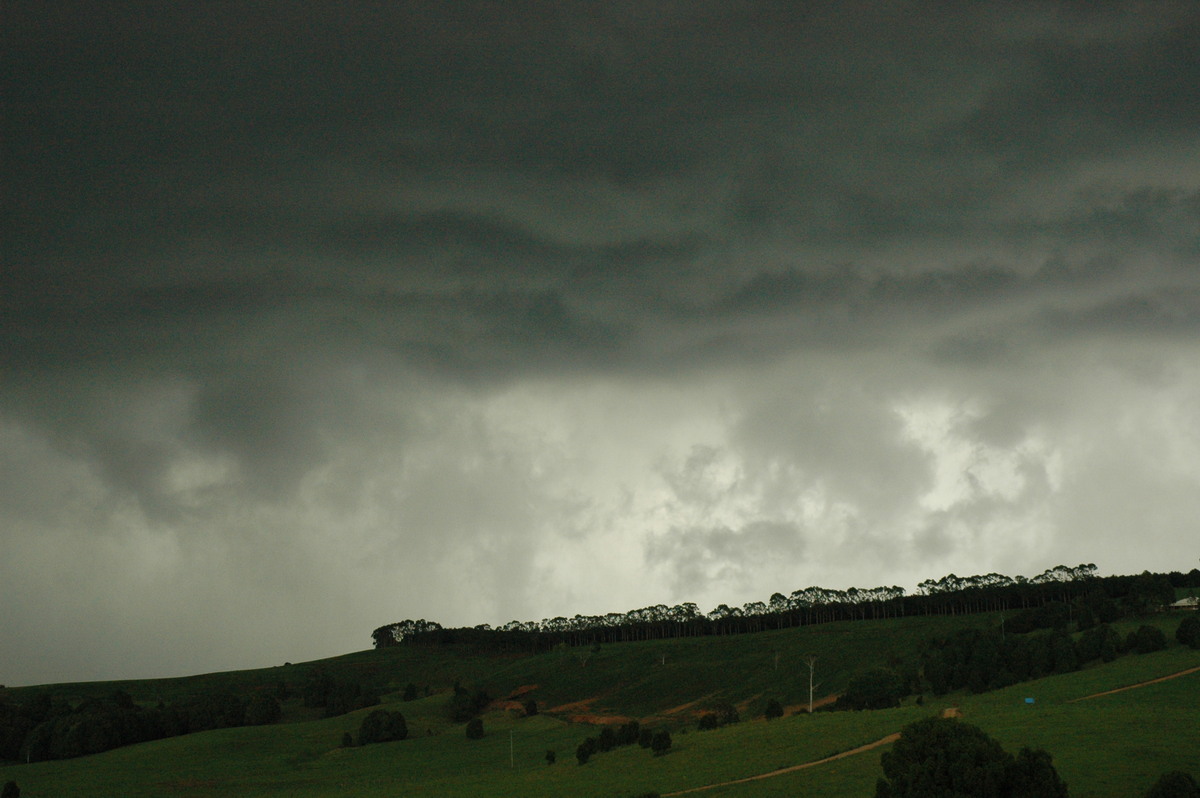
[{"left": 3, "top": 1, "right": 1200, "bottom": 685}]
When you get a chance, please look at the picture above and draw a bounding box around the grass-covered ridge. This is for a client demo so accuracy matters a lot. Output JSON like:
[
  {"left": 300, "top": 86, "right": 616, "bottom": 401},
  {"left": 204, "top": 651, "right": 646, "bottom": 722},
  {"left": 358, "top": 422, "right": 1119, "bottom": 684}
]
[{"left": 2, "top": 608, "right": 1198, "bottom": 797}]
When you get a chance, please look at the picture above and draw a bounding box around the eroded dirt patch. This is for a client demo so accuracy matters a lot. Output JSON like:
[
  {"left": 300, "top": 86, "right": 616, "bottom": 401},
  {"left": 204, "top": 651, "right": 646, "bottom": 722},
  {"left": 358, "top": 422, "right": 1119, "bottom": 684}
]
[{"left": 562, "top": 712, "right": 636, "bottom": 725}]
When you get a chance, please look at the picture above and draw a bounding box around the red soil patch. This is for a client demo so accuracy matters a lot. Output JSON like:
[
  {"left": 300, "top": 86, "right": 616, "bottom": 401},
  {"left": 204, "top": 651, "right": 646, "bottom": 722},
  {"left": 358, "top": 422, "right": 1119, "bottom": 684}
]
[
  {"left": 490, "top": 700, "right": 529, "bottom": 712},
  {"left": 490, "top": 684, "right": 541, "bottom": 712},
  {"left": 546, "top": 693, "right": 636, "bottom": 725},
  {"left": 562, "top": 712, "right": 636, "bottom": 725},
  {"left": 942, "top": 706, "right": 962, "bottom": 718},
  {"left": 662, "top": 732, "right": 902, "bottom": 796},
  {"left": 547, "top": 697, "right": 598, "bottom": 714},
  {"left": 1068, "top": 665, "right": 1200, "bottom": 702},
  {"left": 783, "top": 693, "right": 840, "bottom": 715},
  {"left": 659, "top": 695, "right": 716, "bottom": 717},
  {"left": 507, "top": 684, "right": 539, "bottom": 698}
]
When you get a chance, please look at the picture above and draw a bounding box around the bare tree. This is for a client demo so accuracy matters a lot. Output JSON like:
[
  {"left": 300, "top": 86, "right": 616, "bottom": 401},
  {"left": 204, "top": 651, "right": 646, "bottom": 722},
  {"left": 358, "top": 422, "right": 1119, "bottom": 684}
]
[{"left": 804, "top": 655, "right": 821, "bottom": 713}]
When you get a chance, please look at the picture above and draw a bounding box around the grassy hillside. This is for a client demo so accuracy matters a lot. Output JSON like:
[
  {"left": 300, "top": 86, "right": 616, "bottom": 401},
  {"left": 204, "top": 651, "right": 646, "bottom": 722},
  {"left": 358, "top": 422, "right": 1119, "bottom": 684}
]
[
  {"left": 4, "top": 611, "right": 1000, "bottom": 720},
  {"left": 3, "top": 611, "right": 1198, "bottom": 797}
]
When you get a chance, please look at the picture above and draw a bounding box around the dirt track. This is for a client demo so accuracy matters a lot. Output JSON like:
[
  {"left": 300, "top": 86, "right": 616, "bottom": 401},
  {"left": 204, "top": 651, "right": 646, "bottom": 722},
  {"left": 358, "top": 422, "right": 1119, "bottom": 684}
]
[
  {"left": 661, "top": 733, "right": 901, "bottom": 796},
  {"left": 659, "top": 666, "right": 1200, "bottom": 796},
  {"left": 1067, "top": 665, "right": 1200, "bottom": 702}
]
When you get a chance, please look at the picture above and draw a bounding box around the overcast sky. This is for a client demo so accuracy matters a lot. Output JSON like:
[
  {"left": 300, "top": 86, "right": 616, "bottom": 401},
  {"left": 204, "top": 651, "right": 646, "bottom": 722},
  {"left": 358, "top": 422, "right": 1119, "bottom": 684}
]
[{"left": 3, "top": 1, "right": 1200, "bottom": 687}]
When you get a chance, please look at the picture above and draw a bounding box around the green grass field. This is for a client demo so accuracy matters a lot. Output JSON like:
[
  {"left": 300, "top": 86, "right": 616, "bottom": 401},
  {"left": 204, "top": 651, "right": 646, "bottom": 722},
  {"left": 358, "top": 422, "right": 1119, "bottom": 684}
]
[{"left": 3, "top": 611, "right": 1198, "bottom": 797}]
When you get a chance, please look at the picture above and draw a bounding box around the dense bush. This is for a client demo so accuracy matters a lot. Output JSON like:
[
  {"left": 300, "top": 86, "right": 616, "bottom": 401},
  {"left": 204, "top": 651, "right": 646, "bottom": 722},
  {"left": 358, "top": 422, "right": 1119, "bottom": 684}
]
[
  {"left": 1005, "top": 602, "right": 1072, "bottom": 634},
  {"left": 698, "top": 702, "right": 740, "bottom": 730},
  {"left": 3, "top": 688, "right": 273, "bottom": 763},
  {"left": 358, "top": 709, "right": 407, "bottom": 745},
  {"left": 1145, "top": 771, "right": 1199, "bottom": 798},
  {"left": 302, "top": 670, "right": 380, "bottom": 717},
  {"left": 447, "top": 682, "right": 491, "bottom": 722},
  {"left": 1176, "top": 616, "right": 1200, "bottom": 649},
  {"left": 1076, "top": 623, "right": 1121, "bottom": 664},
  {"left": 1126, "top": 625, "right": 1168, "bottom": 654},
  {"left": 875, "top": 716, "right": 1067, "bottom": 798},
  {"left": 837, "top": 668, "right": 904, "bottom": 710},
  {"left": 616, "top": 720, "right": 641, "bottom": 746},
  {"left": 764, "top": 698, "right": 784, "bottom": 720},
  {"left": 465, "top": 717, "right": 484, "bottom": 739},
  {"left": 921, "top": 626, "right": 1104, "bottom": 697},
  {"left": 650, "top": 729, "right": 672, "bottom": 756}
]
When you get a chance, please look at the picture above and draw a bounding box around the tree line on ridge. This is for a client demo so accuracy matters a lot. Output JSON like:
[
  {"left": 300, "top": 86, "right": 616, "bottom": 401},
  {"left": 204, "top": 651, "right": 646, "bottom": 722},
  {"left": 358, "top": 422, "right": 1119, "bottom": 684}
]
[{"left": 372, "top": 565, "right": 1197, "bottom": 653}]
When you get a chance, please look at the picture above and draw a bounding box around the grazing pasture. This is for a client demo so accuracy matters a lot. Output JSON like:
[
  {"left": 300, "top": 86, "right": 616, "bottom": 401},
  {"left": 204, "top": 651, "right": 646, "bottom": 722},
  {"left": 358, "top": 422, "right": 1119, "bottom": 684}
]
[{"left": 3, "top": 612, "right": 1197, "bottom": 797}]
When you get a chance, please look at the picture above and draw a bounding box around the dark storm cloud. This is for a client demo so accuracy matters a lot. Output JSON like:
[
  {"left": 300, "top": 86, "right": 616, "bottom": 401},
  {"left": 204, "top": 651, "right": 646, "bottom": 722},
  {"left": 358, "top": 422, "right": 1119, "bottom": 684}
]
[
  {"left": 4, "top": 1, "right": 1200, "bottom": 685},
  {"left": 955, "top": 13, "right": 1200, "bottom": 164}
]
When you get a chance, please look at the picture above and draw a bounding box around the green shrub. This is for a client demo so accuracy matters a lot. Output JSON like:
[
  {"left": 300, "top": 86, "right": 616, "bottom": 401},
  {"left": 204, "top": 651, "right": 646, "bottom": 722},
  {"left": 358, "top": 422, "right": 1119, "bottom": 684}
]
[
  {"left": 577, "top": 737, "right": 596, "bottom": 765},
  {"left": 358, "top": 709, "right": 407, "bottom": 745},
  {"left": 1145, "top": 770, "right": 1199, "bottom": 798},
  {"left": 875, "top": 717, "right": 1066, "bottom": 798},
  {"left": 1127, "top": 625, "right": 1168, "bottom": 654},
  {"left": 838, "top": 668, "right": 904, "bottom": 710},
  {"left": 1175, "top": 616, "right": 1200, "bottom": 649}
]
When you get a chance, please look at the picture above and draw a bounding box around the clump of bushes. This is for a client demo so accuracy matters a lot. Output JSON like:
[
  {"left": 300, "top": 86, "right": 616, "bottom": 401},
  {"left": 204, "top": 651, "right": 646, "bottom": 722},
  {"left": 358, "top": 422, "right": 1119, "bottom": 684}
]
[
  {"left": 875, "top": 716, "right": 1067, "bottom": 798},
  {"left": 1144, "top": 770, "right": 1198, "bottom": 798},
  {"left": 577, "top": 720, "right": 665, "bottom": 764},
  {"left": 302, "top": 669, "right": 380, "bottom": 717},
  {"left": 836, "top": 668, "right": 905, "bottom": 710},
  {"left": 357, "top": 709, "right": 407, "bottom": 745},
  {"left": 697, "top": 702, "right": 740, "bottom": 730},
  {"left": 1176, "top": 616, "right": 1200, "bottom": 649},
  {"left": 1126, "top": 625, "right": 1167, "bottom": 654},
  {"left": 446, "top": 681, "right": 491, "bottom": 722}
]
